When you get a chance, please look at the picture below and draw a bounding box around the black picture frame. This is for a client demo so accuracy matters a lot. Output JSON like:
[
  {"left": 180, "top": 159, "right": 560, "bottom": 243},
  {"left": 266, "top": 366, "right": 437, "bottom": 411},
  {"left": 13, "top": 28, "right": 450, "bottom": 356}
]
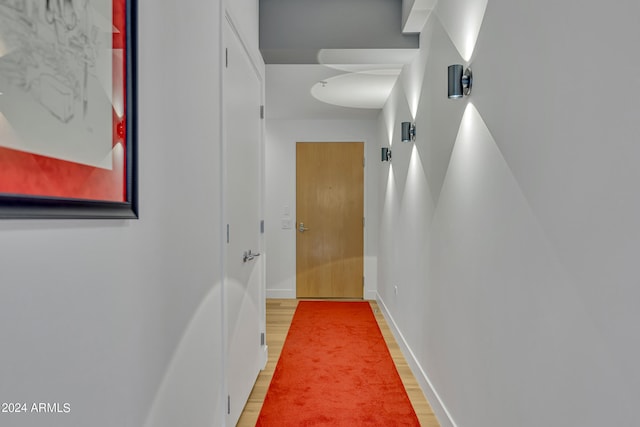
[{"left": 0, "top": 0, "right": 138, "bottom": 219}]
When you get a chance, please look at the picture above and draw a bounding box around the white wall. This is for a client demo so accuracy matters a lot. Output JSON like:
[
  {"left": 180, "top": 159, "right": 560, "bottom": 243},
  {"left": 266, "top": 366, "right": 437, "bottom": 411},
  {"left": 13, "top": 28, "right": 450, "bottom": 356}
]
[
  {"left": 227, "top": 0, "right": 259, "bottom": 54},
  {"left": 265, "top": 119, "right": 379, "bottom": 299},
  {"left": 378, "top": 0, "right": 640, "bottom": 426},
  {"left": 0, "top": 2, "right": 261, "bottom": 427},
  {"left": 402, "top": 0, "right": 416, "bottom": 27}
]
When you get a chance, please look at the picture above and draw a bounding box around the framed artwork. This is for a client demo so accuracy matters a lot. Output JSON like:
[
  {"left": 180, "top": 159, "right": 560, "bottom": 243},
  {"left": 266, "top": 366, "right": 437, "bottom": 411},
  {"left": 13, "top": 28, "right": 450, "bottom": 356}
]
[{"left": 0, "top": 0, "right": 137, "bottom": 219}]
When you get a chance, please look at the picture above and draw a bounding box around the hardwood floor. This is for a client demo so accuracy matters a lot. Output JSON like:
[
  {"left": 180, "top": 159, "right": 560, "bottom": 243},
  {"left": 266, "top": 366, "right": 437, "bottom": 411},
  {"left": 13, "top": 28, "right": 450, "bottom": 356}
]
[{"left": 236, "top": 299, "right": 441, "bottom": 426}]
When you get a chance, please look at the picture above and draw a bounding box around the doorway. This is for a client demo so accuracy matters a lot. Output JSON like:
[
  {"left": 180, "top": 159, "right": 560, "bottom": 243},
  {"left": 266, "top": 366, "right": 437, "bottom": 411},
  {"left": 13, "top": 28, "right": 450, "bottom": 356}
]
[{"left": 296, "top": 142, "right": 364, "bottom": 298}]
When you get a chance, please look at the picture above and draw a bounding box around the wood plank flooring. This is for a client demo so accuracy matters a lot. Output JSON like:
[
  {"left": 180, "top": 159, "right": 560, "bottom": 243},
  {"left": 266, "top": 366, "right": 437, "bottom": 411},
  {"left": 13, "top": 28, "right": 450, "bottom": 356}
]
[{"left": 236, "top": 299, "right": 440, "bottom": 426}]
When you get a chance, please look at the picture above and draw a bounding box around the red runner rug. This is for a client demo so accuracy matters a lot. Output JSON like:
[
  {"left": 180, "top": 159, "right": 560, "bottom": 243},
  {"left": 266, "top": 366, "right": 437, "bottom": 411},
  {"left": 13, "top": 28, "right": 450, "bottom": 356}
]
[{"left": 256, "top": 301, "right": 420, "bottom": 426}]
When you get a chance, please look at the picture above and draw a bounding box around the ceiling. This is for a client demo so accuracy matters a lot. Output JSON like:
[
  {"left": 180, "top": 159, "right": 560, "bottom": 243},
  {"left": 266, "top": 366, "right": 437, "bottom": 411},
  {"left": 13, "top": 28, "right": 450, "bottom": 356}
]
[
  {"left": 266, "top": 50, "right": 418, "bottom": 120},
  {"left": 261, "top": 0, "right": 432, "bottom": 120},
  {"left": 266, "top": 64, "right": 380, "bottom": 120}
]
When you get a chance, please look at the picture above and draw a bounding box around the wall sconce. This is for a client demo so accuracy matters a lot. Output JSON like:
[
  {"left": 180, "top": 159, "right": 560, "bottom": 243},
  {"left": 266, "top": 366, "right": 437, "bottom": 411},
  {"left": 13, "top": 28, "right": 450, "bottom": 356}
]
[
  {"left": 381, "top": 147, "right": 392, "bottom": 162},
  {"left": 448, "top": 64, "right": 472, "bottom": 99},
  {"left": 401, "top": 122, "right": 416, "bottom": 142}
]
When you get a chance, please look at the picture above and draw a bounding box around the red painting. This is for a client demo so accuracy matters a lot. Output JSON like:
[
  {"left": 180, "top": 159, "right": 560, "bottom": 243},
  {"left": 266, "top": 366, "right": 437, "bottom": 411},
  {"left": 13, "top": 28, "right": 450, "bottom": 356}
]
[{"left": 0, "top": 0, "right": 136, "bottom": 218}]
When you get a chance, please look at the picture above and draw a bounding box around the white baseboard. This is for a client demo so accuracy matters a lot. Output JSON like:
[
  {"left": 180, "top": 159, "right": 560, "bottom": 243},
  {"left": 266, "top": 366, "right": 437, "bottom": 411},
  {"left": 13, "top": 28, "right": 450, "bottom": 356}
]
[
  {"left": 266, "top": 289, "right": 296, "bottom": 299},
  {"left": 376, "top": 293, "right": 458, "bottom": 427}
]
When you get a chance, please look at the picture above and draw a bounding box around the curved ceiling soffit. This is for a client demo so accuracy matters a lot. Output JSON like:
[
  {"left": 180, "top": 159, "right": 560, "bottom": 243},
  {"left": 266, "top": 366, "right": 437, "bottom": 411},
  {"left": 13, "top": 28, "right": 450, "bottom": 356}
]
[{"left": 310, "top": 69, "right": 402, "bottom": 109}]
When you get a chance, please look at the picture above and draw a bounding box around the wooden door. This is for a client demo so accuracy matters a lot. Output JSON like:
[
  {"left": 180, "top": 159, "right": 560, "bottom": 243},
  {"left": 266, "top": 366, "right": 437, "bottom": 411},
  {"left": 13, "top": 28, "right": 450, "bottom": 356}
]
[{"left": 296, "top": 142, "right": 364, "bottom": 298}]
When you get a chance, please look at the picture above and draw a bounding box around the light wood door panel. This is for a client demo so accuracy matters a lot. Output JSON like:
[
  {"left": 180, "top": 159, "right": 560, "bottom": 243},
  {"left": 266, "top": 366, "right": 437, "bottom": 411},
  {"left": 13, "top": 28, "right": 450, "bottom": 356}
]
[{"left": 296, "top": 142, "right": 364, "bottom": 298}]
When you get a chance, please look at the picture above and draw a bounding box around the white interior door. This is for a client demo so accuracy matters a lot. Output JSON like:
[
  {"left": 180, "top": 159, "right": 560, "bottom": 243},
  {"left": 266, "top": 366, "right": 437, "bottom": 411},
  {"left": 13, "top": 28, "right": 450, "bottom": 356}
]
[{"left": 223, "top": 17, "right": 264, "bottom": 426}]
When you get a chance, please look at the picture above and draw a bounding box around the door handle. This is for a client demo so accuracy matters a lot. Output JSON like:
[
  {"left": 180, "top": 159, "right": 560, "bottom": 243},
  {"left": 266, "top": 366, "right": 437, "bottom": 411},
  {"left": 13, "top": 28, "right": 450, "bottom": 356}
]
[
  {"left": 243, "top": 249, "right": 261, "bottom": 263},
  {"left": 298, "top": 222, "right": 309, "bottom": 233}
]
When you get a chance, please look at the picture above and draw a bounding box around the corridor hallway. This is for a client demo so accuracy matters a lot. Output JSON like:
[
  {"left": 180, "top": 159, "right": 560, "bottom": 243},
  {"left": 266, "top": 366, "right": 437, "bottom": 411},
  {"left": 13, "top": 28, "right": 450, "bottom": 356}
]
[{"left": 237, "top": 299, "right": 440, "bottom": 426}]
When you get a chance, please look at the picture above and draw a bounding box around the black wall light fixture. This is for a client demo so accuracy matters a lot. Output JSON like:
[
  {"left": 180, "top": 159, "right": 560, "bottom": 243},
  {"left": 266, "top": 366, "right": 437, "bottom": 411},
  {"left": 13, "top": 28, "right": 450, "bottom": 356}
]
[
  {"left": 448, "top": 64, "right": 473, "bottom": 98},
  {"left": 401, "top": 122, "right": 416, "bottom": 142},
  {"left": 381, "top": 147, "right": 392, "bottom": 162}
]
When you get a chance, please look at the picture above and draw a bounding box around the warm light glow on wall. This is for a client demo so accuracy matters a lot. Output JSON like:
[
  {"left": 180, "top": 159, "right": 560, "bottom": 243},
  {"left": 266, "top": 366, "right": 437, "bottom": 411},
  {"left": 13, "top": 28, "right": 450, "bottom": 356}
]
[
  {"left": 437, "top": 0, "right": 488, "bottom": 62},
  {"left": 463, "top": 30, "right": 479, "bottom": 62},
  {"left": 407, "top": 144, "right": 424, "bottom": 188},
  {"left": 383, "top": 97, "right": 398, "bottom": 145},
  {"left": 403, "top": 62, "right": 422, "bottom": 119},
  {"left": 453, "top": 102, "right": 496, "bottom": 186},
  {"left": 402, "top": 18, "right": 434, "bottom": 120},
  {"left": 385, "top": 163, "right": 396, "bottom": 203},
  {"left": 457, "top": 102, "right": 478, "bottom": 157},
  {"left": 404, "top": 144, "right": 435, "bottom": 220}
]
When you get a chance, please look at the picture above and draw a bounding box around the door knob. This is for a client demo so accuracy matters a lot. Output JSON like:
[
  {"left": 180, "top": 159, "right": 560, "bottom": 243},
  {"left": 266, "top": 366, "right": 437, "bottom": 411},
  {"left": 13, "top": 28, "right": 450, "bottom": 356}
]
[{"left": 298, "top": 222, "right": 309, "bottom": 233}]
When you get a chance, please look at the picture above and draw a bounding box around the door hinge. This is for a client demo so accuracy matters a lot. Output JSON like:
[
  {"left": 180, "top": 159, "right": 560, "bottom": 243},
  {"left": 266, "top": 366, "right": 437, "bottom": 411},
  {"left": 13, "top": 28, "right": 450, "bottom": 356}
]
[
  {"left": 227, "top": 395, "right": 231, "bottom": 414},
  {"left": 260, "top": 105, "right": 265, "bottom": 119},
  {"left": 261, "top": 332, "right": 265, "bottom": 346},
  {"left": 226, "top": 224, "right": 230, "bottom": 243},
  {"left": 363, "top": 276, "right": 365, "bottom": 288},
  {"left": 260, "top": 220, "right": 265, "bottom": 234},
  {"left": 225, "top": 48, "right": 228, "bottom": 68},
  {"left": 363, "top": 156, "right": 366, "bottom": 167},
  {"left": 363, "top": 217, "right": 365, "bottom": 227}
]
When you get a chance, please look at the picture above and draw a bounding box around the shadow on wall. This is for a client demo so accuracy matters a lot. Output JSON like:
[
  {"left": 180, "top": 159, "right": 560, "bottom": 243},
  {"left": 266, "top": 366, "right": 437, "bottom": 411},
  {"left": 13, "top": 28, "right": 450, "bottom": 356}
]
[{"left": 143, "top": 283, "right": 224, "bottom": 427}]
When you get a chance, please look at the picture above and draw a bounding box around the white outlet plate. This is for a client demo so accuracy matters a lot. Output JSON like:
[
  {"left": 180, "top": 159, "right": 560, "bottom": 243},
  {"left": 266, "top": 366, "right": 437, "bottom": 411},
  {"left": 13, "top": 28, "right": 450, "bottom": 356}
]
[{"left": 281, "top": 219, "right": 292, "bottom": 229}]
